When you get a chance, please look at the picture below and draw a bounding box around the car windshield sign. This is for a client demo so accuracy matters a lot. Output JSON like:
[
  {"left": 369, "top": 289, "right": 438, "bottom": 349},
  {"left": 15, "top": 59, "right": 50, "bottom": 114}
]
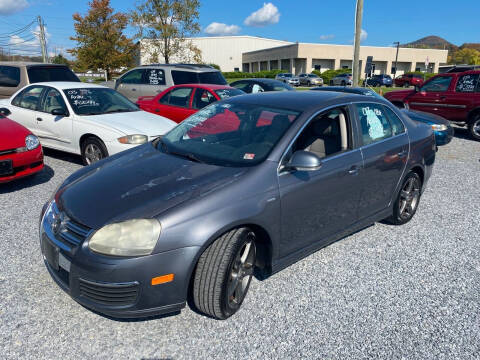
[
  {"left": 161, "top": 102, "right": 301, "bottom": 167},
  {"left": 64, "top": 88, "right": 139, "bottom": 115}
]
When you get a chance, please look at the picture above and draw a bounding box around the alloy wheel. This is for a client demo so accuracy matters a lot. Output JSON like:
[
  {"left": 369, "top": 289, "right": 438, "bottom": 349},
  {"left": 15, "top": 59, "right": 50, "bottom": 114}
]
[
  {"left": 226, "top": 237, "right": 256, "bottom": 309},
  {"left": 472, "top": 119, "right": 480, "bottom": 137},
  {"left": 84, "top": 143, "right": 103, "bottom": 165},
  {"left": 398, "top": 176, "right": 421, "bottom": 220}
]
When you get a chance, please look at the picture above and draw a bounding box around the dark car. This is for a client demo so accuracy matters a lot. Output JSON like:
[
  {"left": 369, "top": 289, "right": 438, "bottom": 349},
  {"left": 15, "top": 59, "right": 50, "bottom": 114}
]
[
  {"left": 40, "top": 91, "right": 435, "bottom": 320},
  {"left": 311, "top": 86, "right": 453, "bottom": 145},
  {"left": 365, "top": 74, "right": 393, "bottom": 87},
  {"left": 385, "top": 71, "right": 480, "bottom": 140},
  {"left": 230, "top": 78, "right": 294, "bottom": 93}
]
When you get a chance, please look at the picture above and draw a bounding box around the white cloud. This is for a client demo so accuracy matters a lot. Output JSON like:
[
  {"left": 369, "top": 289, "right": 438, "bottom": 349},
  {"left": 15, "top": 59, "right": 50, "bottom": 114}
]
[
  {"left": 244, "top": 2, "right": 280, "bottom": 27},
  {"left": 204, "top": 22, "right": 241, "bottom": 36},
  {"left": 9, "top": 25, "right": 50, "bottom": 51},
  {"left": 0, "top": 0, "right": 29, "bottom": 15},
  {"left": 360, "top": 29, "right": 367, "bottom": 42},
  {"left": 319, "top": 34, "right": 335, "bottom": 41}
]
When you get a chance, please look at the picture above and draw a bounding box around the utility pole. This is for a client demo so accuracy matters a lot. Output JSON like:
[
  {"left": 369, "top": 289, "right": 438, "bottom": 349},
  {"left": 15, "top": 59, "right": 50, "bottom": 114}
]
[
  {"left": 352, "top": 0, "right": 364, "bottom": 87},
  {"left": 393, "top": 41, "right": 400, "bottom": 80},
  {"left": 37, "top": 16, "right": 48, "bottom": 63}
]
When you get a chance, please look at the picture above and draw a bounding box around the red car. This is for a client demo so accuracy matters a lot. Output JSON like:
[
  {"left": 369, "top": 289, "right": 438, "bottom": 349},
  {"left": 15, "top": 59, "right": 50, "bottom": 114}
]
[
  {"left": 385, "top": 70, "right": 480, "bottom": 140},
  {"left": 136, "top": 84, "right": 244, "bottom": 123},
  {"left": 394, "top": 73, "right": 424, "bottom": 88},
  {"left": 0, "top": 109, "right": 44, "bottom": 183}
]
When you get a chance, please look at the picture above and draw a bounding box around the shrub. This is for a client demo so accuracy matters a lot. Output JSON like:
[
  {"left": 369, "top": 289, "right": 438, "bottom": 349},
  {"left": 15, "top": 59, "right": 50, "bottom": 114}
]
[{"left": 222, "top": 69, "right": 287, "bottom": 79}]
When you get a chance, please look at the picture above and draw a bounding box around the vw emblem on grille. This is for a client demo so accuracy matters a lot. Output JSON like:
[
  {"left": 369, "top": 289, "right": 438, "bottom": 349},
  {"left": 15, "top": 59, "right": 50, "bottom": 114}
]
[{"left": 51, "top": 212, "right": 64, "bottom": 235}]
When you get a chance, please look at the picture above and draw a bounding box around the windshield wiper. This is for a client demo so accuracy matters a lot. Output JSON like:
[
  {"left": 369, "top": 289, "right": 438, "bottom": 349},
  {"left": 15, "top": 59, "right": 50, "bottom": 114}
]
[
  {"left": 168, "top": 150, "right": 204, "bottom": 163},
  {"left": 103, "top": 109, "right": 135, "bottom": 114}
]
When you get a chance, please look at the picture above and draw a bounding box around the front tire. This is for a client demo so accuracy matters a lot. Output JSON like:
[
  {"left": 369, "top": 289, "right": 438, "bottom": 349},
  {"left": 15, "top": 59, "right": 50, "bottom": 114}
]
[
  {"left": 388, "top": 172, "right": 422, "bottom": 225},
  {"left": 468, "top": 114, "right": 480, "bottom": 141},
  {"left": 81, "top": 136, "right": 108, "bottom": 165},
  {"left": 193, "top": 228, "right": 256, "bottom": 319}
]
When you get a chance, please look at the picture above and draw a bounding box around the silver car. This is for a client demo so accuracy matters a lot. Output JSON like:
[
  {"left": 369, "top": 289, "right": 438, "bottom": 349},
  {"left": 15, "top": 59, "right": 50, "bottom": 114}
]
[
  {"left": 298, "top": 73, "right": 324, "bottom": 86},
  {"left": 114, "top": 64, "right": 227, "bottom": 102},
  {"left": 330, "top": 73, "right": 353, "bottom": 86},
  {"left": 275, "top": 73, "right": 300, "bottom": 86}
]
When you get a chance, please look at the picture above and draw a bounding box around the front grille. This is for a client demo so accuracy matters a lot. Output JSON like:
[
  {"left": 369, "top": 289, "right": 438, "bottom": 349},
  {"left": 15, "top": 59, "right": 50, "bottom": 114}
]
[
  {"left": 52, "top": 203, "right": 92, "bottom": 249},
  {"left": 0, "top": 148, "right": 16, "bottom": 155},
  {"left": 78, "top": 278, "right": 139, "bottom": 307}
]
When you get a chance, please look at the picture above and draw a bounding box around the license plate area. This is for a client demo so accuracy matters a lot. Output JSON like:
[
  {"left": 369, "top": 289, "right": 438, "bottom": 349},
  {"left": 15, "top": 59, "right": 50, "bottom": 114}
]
[
  {"left": 0, "top": 159, "right": 13, "bottom": 176},
  {"left": 42, "top": 237, "right": 59, "bottom": 271}
]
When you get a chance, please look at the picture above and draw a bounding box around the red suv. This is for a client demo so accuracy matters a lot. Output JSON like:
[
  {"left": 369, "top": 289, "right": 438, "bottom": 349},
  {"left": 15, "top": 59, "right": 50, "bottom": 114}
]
[
  {"left": 385, "top": 71, "right": 480, "bottom": 140},
  {"left": 394, "top": 73, "right": 424, "bottom": 88}
]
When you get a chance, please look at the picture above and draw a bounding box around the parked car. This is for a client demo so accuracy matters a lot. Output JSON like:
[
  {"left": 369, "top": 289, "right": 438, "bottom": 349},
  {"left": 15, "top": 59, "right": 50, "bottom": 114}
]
[
  {"left": 384, "top": 70, "right": 480, "bottom": 140},
  {"left": 330, "top": 73, "right": 352, "bottom": 86},
  {"left": 394, "top": 73, "right": 424, "bottom": 88},
  {"left": 275, "top": 73, "right": 300, "bottom": 86},
  {"left": 136, "top": 84, "right": 244, "bottom": 123},
  {"left": 40, "top": 91, "right": 435, "bottom": 320},
  {"left": 114, "top": 64, "right": 227, "bottom": 102},
  {"left": 364, "top": 74, "right": 393, "bottom": 87},
  {"left": 0, "top": 62, "right": 80, "bottom": 99},
  {"left": 230, "top": 78, "right": 294, "bottom": 93},
  {"left": 298, "top": 73, "right": 324, "bottom": 86},
  {"left": 311, "top": 86, "right": 454, "bottom": 145},
  {"left": 0, "top": 108, "right": 43, "bottom": 183},
  {"left": 1, "top": 82, "right": 176, "bottom": 165}
]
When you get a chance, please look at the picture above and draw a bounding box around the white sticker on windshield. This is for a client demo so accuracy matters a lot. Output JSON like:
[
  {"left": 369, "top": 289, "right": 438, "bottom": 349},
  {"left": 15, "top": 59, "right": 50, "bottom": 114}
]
[{"left": 363, "top": 107, "right": 385, "bottom": 139}]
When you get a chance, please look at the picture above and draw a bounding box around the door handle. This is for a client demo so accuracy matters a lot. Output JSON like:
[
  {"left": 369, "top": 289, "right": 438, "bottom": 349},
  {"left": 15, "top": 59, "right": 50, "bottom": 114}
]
[
  {"left": 132, "top": 88, "right": 136, "bottom": 91},
  {"left": 348, "top": 166, "right": 359, "bottom": 175},
  {"left": 397, "top": 150, "right": 408, "bottom": 157},
  {"left": 154, "top": 109, "right": 160, "bottom": 112},
  {"left": 37, "top": 117, "right": 43, "bottom": 122}
]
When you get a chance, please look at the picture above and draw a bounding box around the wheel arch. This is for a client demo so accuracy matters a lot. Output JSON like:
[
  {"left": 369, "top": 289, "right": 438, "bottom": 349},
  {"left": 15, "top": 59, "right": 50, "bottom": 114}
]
[
  {"left": 467, "top": 107, "right": 480, "bottom": 123},
  {"left": 79, "top": 133, "right": 104, "bottom": 149},
  {"left": 409, "top": 165, "right": 424, "bottom": 185}
]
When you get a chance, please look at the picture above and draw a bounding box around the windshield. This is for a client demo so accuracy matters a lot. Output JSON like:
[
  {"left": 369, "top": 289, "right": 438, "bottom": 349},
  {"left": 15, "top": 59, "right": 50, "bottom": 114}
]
[
  {"left": 161, "top": 102, "right": 301, "bottom": 167},
  {"left": 64, "top": 88, "right": 139, "bottom": 115},
  {"left": 214, "top": 88, "right": 244, "bottom": 99}
]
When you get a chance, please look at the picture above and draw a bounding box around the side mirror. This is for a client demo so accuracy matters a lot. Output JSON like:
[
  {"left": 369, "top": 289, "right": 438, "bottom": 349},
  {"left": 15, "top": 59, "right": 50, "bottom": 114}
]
[
  {"left": 414, "top": 85, "right": 421, "bottom": 92},
  {"left": 51, "top": 108, "right": 67, "bottom": 116},
  {"left": 284, "top": 150, "right": 322, "bottom": 172},
  {"left": 0, "top": 107, "right": 11, "bottom": 117}
]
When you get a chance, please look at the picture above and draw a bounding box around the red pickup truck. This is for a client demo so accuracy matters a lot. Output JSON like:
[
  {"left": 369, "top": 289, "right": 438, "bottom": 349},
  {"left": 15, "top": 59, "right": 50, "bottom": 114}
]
[{"left": 385, "top": 70, "right": 480, "bottom": 140}]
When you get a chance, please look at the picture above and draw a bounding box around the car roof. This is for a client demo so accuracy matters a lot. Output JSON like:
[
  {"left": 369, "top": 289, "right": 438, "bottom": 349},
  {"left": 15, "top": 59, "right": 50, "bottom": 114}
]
[
  {"left": 172, "top": 83, "right": 235, "bottom": 90},
  {"left": 138, "top": 64, "right": 219, "bottom": 73},
  {"left": 0, "top": 62, "right": 69, "bottom": 67},
  {"left": 311, "top": 86, "right": 370, "bottom": 95},
  {"left": 31, "top": 82, "right": 106, "bottom": 90},
  {"left": 224, "top": 90, "right": 376, "bottom": 111}
]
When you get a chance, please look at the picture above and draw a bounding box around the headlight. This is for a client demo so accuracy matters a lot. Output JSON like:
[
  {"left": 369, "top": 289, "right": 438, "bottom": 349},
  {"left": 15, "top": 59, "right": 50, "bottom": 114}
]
[
  {"left": 25, "top": 134, "right": 40, "bottom": 150},
  {"left": 117, "top": 134, "right": 148, "bottom": 144},
  {"left": 88, "top": 219, "right": 161, "bottom": 256},
  {"left": 431, "top": 124, "right": 448, "bottom": 131}
]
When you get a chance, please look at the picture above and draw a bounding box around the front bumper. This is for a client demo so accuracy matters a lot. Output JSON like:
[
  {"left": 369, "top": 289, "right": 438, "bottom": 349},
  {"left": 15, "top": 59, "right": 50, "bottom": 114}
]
[
  {"left": 40, "top": 202, "right": 200, "bottom": 318},
  {"left": 0, "top": 145, "right": 43, "bottom": 183}
]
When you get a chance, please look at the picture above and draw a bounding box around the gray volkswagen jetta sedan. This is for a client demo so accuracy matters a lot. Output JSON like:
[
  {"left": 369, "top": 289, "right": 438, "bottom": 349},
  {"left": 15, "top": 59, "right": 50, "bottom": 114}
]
[{"left": 40, "top": 91, "right": 436, "bottom": 319}]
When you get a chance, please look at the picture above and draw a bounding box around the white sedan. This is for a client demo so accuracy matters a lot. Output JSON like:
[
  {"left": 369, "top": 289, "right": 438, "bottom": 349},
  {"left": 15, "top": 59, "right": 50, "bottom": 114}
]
[{"left": 1, "top": 82, "right": 176, "bottom": 165}]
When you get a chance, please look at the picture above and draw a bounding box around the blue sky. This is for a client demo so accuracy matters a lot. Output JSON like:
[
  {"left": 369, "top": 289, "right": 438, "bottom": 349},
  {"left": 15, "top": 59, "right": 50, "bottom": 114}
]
[{"left": 0, "top": 0, "right": 478, "bottom": 58}]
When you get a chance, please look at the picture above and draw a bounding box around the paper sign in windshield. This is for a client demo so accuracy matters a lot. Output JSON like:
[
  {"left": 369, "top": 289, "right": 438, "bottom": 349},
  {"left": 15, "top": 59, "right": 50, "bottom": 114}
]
[{"left": 363, "top": 107, "right": 384, "bottom": 140}]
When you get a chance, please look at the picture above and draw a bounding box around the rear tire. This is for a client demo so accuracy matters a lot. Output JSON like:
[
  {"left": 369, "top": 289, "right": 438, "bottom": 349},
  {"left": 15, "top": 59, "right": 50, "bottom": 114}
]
[
  {"left": 468, "top": 114, "right": 480, "bottom": 141},
  {"left": 81, "top": 136, "right": 108, "bottom": 166},
  {"left": 193, "top": 228, "right": 256, "bottom": 319},
  {"left": 387, "top": 172, "right": 422, "bottom": 225}
]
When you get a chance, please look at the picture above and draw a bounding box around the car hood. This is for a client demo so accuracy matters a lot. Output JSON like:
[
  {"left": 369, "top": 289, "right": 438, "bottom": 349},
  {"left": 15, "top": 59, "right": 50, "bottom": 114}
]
[
  {"left": 82, "top": 111, "right": 176, "bottom": 137},
  {"left": 57, "top": 143, "right": 249, "bottom": 229},
  {"left": 0, "top": 117, "right": 31, "bottom": 150},
  {"left": 402, "top": 109, "right": 450, "bottom": 125},
  {"left": 384, "top": 89, "right": 415, "bottom": 99}
]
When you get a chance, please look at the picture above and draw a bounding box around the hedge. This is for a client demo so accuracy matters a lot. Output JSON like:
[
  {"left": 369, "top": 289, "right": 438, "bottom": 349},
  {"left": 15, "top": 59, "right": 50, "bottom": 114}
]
[{"left": 222, "top": 69, "right": 287, "bottom": 79}]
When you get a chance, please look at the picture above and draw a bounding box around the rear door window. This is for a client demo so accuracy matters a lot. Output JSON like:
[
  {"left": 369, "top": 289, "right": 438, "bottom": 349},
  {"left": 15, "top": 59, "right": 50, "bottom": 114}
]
[
  {"left": 160, "top": 87, "right": 193, "bottom": 107},
  {"left": 355, "top": 103, "right": 393, "bottom": 145},
  {"left": 27, "top": 66, "right": 79, "bottom": 83},
  {"left": 120, "top": 69, "right": 145, "bottom": 84},
  {"left": 144, "top": 69, "right": 166, "bottom": 85},
  {"left": 171, "top": 71, "right": 197, "bottom": 85},
  {"left": 192, "top": 89, "right": 216, "bottom": 109},
  {"left": 455, "top": 74, "right": 479, "bottom": 93},
  {"left": 13, "top": 85, "right": 45, "bottom": 110},
  {"left": 421, "top": 76, "right": 452, "bottom": 92},
  {"left": 0, "top": 66, "right": 20, "bottom": 87},
  {"left": 383, "top": 106, "right": 406, "bottom": 135}
]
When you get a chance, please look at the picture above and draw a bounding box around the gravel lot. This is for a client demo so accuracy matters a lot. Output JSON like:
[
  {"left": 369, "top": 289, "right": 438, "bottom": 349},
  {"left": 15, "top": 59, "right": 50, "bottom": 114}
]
[{"left": 1, "top": 127, "right": 479, "bottom": 360}]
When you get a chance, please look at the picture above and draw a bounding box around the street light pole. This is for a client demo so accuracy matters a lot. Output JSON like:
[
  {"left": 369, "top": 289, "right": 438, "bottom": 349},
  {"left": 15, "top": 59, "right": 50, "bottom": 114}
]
[
  {"left": 352, "top": 0, "right": 364, "bottom": 87},
  {"left": 393, "top": 41, "right": 400, "bottom": 80}
]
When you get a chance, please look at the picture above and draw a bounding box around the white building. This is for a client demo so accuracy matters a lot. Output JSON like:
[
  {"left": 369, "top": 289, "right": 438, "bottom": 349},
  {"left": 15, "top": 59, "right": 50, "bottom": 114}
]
[{"left": 138, "top": 36, "right": 292, "bottom": 71}]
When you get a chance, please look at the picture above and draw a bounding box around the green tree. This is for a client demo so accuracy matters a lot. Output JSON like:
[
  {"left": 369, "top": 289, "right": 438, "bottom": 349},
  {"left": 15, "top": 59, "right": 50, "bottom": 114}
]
[
  {"left": 452, "top": 48, "right": 480, "bottom": 65},
  {"left": 69, "top": 0, "right": 136, "bottom": 79},
  {"left": 131, "top": 0, "right": 201, "bottom": 64},
  {"left": 51, "top": 54, "right": 70, "bottom": 65}
]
